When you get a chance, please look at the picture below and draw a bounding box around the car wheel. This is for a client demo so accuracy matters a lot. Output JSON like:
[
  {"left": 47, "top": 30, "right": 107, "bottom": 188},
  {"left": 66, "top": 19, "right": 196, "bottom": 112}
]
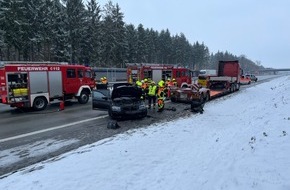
[{"left": 171, "top": 96, "right": 177, "bottom": 102}]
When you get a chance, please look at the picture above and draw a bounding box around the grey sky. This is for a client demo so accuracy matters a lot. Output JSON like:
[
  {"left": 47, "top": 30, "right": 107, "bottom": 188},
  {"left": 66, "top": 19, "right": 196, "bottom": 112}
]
[{"left": 95, "top": 0, "right": 290, "bottom": 69}]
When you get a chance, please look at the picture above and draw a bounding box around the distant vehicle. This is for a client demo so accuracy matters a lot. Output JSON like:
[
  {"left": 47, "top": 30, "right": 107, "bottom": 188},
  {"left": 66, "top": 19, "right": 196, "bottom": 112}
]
[
  {"left": 245, "top": 74, "right": 258, "bottom": 82},
  {"left": 92, "top": 83, "right": 147, "bottom": 120}
]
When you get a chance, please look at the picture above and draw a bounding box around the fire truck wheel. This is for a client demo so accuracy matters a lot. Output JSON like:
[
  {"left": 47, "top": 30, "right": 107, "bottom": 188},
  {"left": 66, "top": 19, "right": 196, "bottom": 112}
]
[
  {"left": 78, "top": 91, "right": 89, "bottom": 104},
  {"left": 33, "top": 97, "right": 48, "bottom": 111}
]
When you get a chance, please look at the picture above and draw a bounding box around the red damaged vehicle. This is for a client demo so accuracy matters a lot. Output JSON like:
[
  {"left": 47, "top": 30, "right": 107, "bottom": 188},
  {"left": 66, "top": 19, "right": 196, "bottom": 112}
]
[{"left": 170, "top": 84, "right": 210, "bottom": 103}]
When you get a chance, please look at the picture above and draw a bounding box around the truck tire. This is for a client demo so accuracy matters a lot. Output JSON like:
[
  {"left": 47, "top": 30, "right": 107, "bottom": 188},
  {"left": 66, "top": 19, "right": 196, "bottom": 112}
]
[
  {"left": 204, "top": 92, "right": 210, "bottom": 102},
  {"left": 33, "top": 97, "right": 48, "bottom": 111},
  {"left": 78, "top": 91, "right": 89, "bottom": 104},
  {"left": 230, "top": 84, "right": 235, "bottom": 93},
  {"left": 236, "top": 83, "right": 240, "bottom": 91},
  {"left": 200, "top": 94, "right": 205, "bottom": 102}
]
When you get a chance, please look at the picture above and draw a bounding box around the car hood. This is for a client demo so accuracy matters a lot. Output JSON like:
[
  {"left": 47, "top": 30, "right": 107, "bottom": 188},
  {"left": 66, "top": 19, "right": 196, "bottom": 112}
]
[{"left": 111, "top": 86, "right": 143, "bottom": 100}]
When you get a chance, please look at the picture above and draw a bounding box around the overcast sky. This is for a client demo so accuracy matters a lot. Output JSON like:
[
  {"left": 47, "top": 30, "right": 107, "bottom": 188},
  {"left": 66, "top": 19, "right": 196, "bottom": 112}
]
[{"left": 95, "top": 0, "right": 290, "bottom": 69}]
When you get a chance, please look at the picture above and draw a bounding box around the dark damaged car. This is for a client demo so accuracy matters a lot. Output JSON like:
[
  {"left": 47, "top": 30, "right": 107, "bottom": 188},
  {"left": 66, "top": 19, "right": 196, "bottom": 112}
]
[{"left": 92, "top": 83, "right": 147, "bottom": 120}]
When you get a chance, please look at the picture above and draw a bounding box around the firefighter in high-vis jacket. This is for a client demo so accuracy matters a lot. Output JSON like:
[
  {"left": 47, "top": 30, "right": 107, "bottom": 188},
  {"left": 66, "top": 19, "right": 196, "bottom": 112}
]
[
  {"left": 100, "top": 77, "right": 108, "bottom": 89},
  {"left": 172, "top": 78, "right": 177, "bottom": 87},
  {"left": 101, "top": 77, "right": 108, "bottom": 84},
  {"left": 147, "top": 81, "right": 157, "bottom": 109},
  {"left": 135, "top": 80, "right": 142, "bottom": 87},
  {"left": 165, "top": 78, "right": 174, "bottom": 99},
  {"left": 139, "top": 80, "right": 146, "bottom": 100},
  {"left": 141, "top": 78, "right": 149, "bottom": 99},
  {"left": 157, "top": 80, "right": 165, "bottom": 112}
]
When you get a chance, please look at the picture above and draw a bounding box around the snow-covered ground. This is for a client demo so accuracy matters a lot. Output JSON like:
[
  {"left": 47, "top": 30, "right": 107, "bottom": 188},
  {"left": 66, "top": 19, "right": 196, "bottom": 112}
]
[
  {"left": 1, "top": 76, "right": 290, "bottom": 190},
  {"left": 0, "top": 139, "right": 79, "bottom": 168}
]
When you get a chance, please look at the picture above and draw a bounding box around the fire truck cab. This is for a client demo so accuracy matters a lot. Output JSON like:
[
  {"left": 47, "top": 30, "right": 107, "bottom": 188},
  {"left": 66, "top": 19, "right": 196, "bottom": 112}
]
[
  {"left": 126, "top": 63, "right": 192, "bottom": 87},
  {"left": 0, "top": 62, "right": 96, "bottom": 111}
]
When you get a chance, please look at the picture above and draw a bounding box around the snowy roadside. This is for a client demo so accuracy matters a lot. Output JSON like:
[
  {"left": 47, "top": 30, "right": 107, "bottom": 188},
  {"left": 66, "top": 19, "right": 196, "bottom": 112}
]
[
  {"left": 0, "top": 139, "right": 79, "bottom": 168},
  {"left": 0, "top": 76, "right": 290, "bottom": 190}
]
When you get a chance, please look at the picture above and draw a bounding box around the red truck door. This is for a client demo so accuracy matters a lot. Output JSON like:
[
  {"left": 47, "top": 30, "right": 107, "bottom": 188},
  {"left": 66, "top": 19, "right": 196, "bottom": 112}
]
[{"left": 63, "top": 67, "right": 80, "bottom": 94}]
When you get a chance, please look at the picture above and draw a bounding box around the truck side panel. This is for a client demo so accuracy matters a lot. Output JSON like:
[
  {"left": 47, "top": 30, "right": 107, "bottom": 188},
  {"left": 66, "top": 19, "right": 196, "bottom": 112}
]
[
  {"left": 152, "top": 70, "right": 162, "bottom": 83},
  {"left": 29, "top": 72, "right": 48, "bottom": 94},
  {"left": 49, "top": 71, "right": 62, "bottom": 98}
]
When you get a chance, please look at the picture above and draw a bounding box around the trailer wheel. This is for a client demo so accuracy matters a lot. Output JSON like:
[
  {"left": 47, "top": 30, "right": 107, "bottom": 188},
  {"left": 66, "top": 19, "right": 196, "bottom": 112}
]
[
  {"left": 33, "top": 97, "right": 48, "bottom": 111},
  {"left": 230, "top": 84, "right": 235, "bottom": 93},
  {"left": 78, "top": 91, "right": 89, "bottom": 104}
]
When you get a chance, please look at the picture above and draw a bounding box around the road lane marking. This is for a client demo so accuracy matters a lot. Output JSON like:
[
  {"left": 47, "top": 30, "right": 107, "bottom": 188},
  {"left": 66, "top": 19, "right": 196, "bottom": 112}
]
[{"left": 0, "top": 115, "right": 108, "bottom": 143}]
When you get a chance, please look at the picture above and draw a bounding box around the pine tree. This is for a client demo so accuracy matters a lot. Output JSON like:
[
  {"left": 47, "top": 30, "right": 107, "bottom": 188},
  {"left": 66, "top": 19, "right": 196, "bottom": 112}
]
[
  {"left": 101, "top": 1, "right": 126, "bottom": 67},
  {"left": 66, "top": 0, "right": 86, "bottom": 63},
  {"left": 50, "top": 0, "right": 70, "bottom": 62},
  {"left": 146, "top": 28, "right": 158, "bottom": 63},
  {"left": 124, "top": 24, "right": 138, "bottom": 63},
  {"left": 136, "top": 24, "right": 148, "bottom": 63},
  {"left": 111, "top": 3, "right": 126, "bottom": 67},
  {"left": 0, "top": 0, "right": 25, "bottom": 60},
  {"left": 83, "top": 0, "right": 102, "bottom": 66},
  {"left": 157, "top": 29, "right": 172, "bottom": 64}
]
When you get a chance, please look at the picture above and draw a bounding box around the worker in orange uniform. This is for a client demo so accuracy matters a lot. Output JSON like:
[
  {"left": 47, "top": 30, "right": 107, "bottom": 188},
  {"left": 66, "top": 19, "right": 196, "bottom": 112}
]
[
  {"left": 100, "top": 77, "right": 108, "bottom": 88},
  {"left": 165, "top": 78, "right": 171, "bottom": 87},
  {"left": 147, "top": 81, "right": 157, "bottom": 109},
  {"left": 101, "top": 77, "right": 108, "bottom": 84},
  {"left": 165, "top": 78, "right": 174, "bottom": 99},
  {"left": 141, "top": 78, "right": 149, "bottom": 99},
  {"left": 172, "top": 78, "right": 177, "bottom": 87},
  {"left": 157, "top": 80, "right": 165, "bottom": 112}
]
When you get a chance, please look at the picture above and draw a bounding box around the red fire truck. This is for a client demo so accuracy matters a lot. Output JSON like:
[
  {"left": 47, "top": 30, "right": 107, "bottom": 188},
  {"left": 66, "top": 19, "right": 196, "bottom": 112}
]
[
  {"left": 0, "top": 62, "right": 96, "bottom": 111},
  {"left": 126, "top": 63, "right": 192, "bottom": 87}
]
